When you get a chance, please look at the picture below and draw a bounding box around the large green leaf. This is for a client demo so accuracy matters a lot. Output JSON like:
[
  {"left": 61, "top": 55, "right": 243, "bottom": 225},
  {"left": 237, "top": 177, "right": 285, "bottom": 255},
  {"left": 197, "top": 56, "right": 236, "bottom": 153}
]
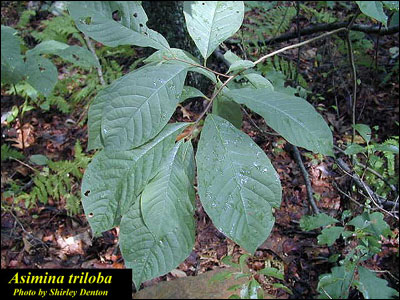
[
  {"left": 357, "top": 266, "right": 399, "bottom": 299},
  {"left": 81, "top": 123, "right": 188, "bottom": 235},
  {"left": 68, "top": 1, "right": 170, "bottom": 50},
  {"left": 356, "top": 1, "right": 388, "bottom": 26},
  {"left": 183, "top": 1, "right": 244, "bottom": 60},
  {"left": 196, "top": 114, "right": 282, "bottom": 253},
  {"left": 27, "top": 40, "right": 99, "bottom": 69},
  {"left": 89, "top": 63, "right": 188, "bottom": 151},
  {"left": 1, "top": 25, "right": 25, "bottom": 84},
  {"left": 141, "top": 141, "right": 195, "bottom": 238},
  {"left": 25, "top": 54, "right": 58, "bottom": 97},
  {"left": 225, "top": 88, "right": 334, "bottom": 156},
  {"left": 120, "top": 195, "right": 195, "bottom": 289}
]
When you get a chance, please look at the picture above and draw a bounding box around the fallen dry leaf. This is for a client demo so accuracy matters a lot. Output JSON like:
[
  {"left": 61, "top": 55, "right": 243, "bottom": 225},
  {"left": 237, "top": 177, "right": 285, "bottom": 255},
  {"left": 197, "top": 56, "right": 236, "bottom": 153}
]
[{"left": 6, "top": 121, "right": 35, "bottom": 149}]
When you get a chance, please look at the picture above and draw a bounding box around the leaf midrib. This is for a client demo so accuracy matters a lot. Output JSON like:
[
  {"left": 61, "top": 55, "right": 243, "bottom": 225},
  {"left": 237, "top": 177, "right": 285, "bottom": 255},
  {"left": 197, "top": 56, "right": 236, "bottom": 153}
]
[{"left": 209, "top": 115, "right": 251, "bottom": 230}]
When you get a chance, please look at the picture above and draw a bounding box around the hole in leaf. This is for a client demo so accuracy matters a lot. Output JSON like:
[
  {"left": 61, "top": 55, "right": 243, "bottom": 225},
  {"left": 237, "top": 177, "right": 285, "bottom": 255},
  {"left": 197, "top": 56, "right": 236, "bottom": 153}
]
[
  {"left": 139, "top": 23, "right": 143, "bottom": 27},
  {"left": 88, "top": 212, "right": 94, "bottom": 218},
  {"left": 80, "top": 16, "right": 92, "bottom": 25},
  {"left": 84, "top": 190, "right": 90, "bottom": 196},
  {"left": 236, "top": 10, "right": 240, "bottom": 13},
  {"left": 133, "top": 12, "right": 138, "bottom": 18},
  {"left": 72, "top": 54, "right": 80, "bottom": 61},
  {"left": 112, "top": 10, "right": 121, "bottom": 21},
  {"left": 39, "top": 66, "right": 46, "bottom": 72},
  {"left": 202, "top": 2, "right": 205, "bottom": 5}
]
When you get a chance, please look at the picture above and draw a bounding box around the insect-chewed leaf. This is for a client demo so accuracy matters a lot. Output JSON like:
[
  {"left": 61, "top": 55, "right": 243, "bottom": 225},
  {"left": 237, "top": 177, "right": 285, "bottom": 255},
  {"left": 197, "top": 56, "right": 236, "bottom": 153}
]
[
  {"left": 141, "top": 141, "right": 195, "bottom": 239},
  {"left": 88, "top": 63, "right": 188, "bottom": 151},
  {"left": 120, "top": 196, "right": 195, "bottom": 289},
  {"left": 196, "top": 114, "right": 282, "bottom": 254},
  {"left": 25, "top": 54, "right": 58, "bottom": 97},
  {"left": 81, "top": 123, "right": 188, "bottom": 236},
  {"left": 68, "top": 1, "right": 170, "bottom": 50},
  {"left": 225, "top": 88, "right": 334, "bottom": 156},
  {"left": 183, "top": 1, "right": 244, "bottom": 60}
]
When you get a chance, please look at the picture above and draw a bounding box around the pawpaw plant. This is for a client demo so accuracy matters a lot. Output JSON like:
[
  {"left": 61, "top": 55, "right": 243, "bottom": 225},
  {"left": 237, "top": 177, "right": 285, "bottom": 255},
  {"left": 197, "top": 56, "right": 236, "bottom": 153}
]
[{"left": 67, "top": 1, "right": 334, "bottom": 287}]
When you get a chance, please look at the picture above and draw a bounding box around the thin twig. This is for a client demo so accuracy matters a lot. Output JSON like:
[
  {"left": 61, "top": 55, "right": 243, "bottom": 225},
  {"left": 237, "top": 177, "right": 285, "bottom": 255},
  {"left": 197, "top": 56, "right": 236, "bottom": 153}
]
[
  {"left": 345, "top": 14, "right": 358, "bottom": 144},
  {"left": 336, "top": 158, "right": 398, "bottom": 219},
  {"left": 11, "top": 158, "right": 38, "bottom": 173},
  {"left": 8, "top": 209, "right": 49, "bottom": 249},
  {"left": 84, "top": 34, "right": 105, "bottom": 86},
  {"left": 291, "top": 145, "right": 320, "bottom": 214},
  {"left": 334, "top": 145, "right": 398, "bottom": 194},
  {"left": 253, "top": 27, "right": 348, "bottom": 65},
  {"left": 192, "top": 26, "right": 350, "bottom": 136},
  {"left": 225, "top": 22, "right": 399, "bottom": 47}
]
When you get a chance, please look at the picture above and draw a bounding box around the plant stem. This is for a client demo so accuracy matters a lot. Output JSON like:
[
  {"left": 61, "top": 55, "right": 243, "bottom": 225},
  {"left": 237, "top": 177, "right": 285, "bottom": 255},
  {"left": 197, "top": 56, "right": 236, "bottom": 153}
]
[
  {"left": 84, "top": 34, "right": 105, "bottom": 86},
  {"left": 189, "top": 26, "right": 351, "bottom": 137},
  {"left": 163, "top": 56, "right": 231, "bottom": 78},
  {"left": 291, "top": 145, "right": 320, "bottom": 214},
  {"left": 253, "top": 27, "right": 348, "bottom": 66},
  {"left": 346, "top": 13, "right": 359, "bottom": 143}
]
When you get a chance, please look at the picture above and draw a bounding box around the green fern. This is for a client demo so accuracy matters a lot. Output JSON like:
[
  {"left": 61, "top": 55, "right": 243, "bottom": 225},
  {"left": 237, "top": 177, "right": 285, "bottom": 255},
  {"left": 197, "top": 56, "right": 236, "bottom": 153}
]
[
  {"left": 31, "top": 14, "right": 80, "bottom": 44},
  {"left": 240, "top": 4, "right": 297, "bottom": 50},
  {"left": 262, "top": 55, "right": 308, "bottom": 89},
  {"left": 1, "top": 144, "right": 25, "bottom": 162},
  {"left": 17, "top": 142, "right": 91, "bottom": 215}
]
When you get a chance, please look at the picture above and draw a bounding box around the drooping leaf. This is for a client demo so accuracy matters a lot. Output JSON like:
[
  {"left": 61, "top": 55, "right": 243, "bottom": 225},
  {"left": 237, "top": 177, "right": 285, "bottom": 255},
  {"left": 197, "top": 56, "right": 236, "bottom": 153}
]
[
  {"left": 25, "top": 54, "right": 58, "bottom": 97},
  {"left": 353, "top": 123, "right": 371, "bottom": 144},
  {"left": 27, "top": 40, "right": 99, "bottom": 69},
  {"left": 225, "top": 88, "right": 334, "bottom": 156},
  {"left": 1, "top": 25, "right": 25, "bottom": 84},
  {"left": 68, "top": 1, "right": 170, "bottom": 50},
  {"left": 300, "top": 213, "right": 338, "bottom": 231},
  {"left": 144, "top": 48, "right": 217, "bottom": 83},
  {"left": 228, "top": 60, "right": 255, "bottom": 73},
  {"left": 141, "top": 141, "right": 195, "bottom": 239},
  {"left": 88, "top": 63, "right": 187, "bottom": 151},
  {"left": 213, "top": 94, "right": 243, "bottom": 129},
  {"left": 120, "top": 197, "right": 195, "bottom": 288},
  {"left": 81, "top": 123, "right": 188, "bottom": 235},
  {"left": 356, "top": 1, "right": 388, "bottom": 26},
  {"left": 357, "top": 266, "right": 399, "bottom": 299},
  {"left": 196, "top": 114, "right": 282, "bottom": 253},
  {"left": 223, "top": 50, "right": 242, "bottom": 64},
  {"left": 318, "top": 226, "right": 344, "bottom": 246},
  {"left": 183, "top": 1, "right": 244, "bottom": 60},
  {"left": 244, "top": 73, "right": 274, "bottom": 90},
  {"left": 180, "top": 86, "right": 206, "bottom": 103}
]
